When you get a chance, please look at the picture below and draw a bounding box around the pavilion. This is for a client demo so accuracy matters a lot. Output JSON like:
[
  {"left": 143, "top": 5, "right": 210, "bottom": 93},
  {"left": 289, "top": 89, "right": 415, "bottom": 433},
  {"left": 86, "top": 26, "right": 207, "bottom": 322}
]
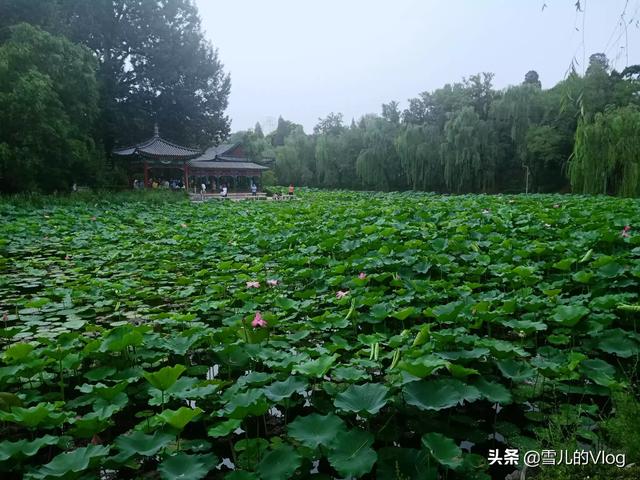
[
  {"left": 112, "top": 125, "right": 201, "bottom": 189},
  {"left": 113, "top": 126, "right": 270, "bottom": 191},
  {"left": 188, "top": 143, "right": 269, "bottom": 192}
]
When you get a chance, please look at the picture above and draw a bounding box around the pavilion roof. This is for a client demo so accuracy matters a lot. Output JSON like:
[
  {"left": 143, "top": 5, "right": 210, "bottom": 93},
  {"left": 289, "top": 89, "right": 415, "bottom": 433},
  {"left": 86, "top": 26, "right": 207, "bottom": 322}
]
[
  {"left": 113, "top": 127, "right": 201, "bottom": 160},
  {"left": 188, "top": 160, "right": 269, "bottom": 171},
  {"left": 193, "top": 143, "right": 241, "bottom": 161}
]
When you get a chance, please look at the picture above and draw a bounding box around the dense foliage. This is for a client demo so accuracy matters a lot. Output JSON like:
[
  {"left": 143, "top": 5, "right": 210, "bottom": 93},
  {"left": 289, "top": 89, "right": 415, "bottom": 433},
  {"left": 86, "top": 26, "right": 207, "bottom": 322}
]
[
  {"left": 238, "top": 57, "right": 640, "bottom": 196},
  {"left": 569, "top": 105, "right": 640, "bottom": 196},
  {"left": 0, "top": 24, "right": 102, "bottom": 193},
  {"left": 0, "top": 0, "right": 230, "bottom": 192},
  {"left": 1, "top": 191, "right": 639, "bottom": 478}
]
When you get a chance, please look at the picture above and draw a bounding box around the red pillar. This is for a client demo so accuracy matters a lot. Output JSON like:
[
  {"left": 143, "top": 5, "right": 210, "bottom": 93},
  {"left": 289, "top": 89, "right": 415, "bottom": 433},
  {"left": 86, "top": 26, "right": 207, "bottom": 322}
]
[
  {"left": 184, "top": 162, "right": 190, "bottom": 191},
  {"left": 143, "top": 160, "right": 149, "bottom": 188}
]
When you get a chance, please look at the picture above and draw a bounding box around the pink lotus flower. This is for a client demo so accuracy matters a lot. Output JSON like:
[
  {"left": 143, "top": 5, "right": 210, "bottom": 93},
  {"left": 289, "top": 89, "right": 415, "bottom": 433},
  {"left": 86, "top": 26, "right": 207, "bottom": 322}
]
[
  {"left": 181, "top": 223, "right": 187, "bottom": 228},
  {"left": 267, "top": 279, "right": 279, "bottom": 286},
  {"left": 336, "top": 290, "right": 348, "bottom": 299},
  {"left": 358, "top": 272, "right": 367, "bottom": 280},
  {"left": 2, "top": 312, "right": 7, "bottom": 322},
  {"left": 65, "top": 255, "right": 71, "bottom": 260},
  {"left": 251, "top": 311, "right": 267, "bottom": 328},
  {"left": 246, "top": 281, "right": 260, "bottom": 288},
  {"left": 621, "top": 226, "right": 631, "bottom": 238},
  {"left": 553, "top": 204, "right": 560, "bottom": 208},
  {"left": 91, "top": 216, "right": 97, "bottom": 221}
]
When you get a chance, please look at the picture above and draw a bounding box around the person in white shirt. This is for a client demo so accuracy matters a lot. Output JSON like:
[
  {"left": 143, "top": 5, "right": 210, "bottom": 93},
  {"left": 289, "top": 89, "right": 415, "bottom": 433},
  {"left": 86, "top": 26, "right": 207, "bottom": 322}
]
[{"left": 221, "top": 185, "right": 228, "bottom": 198}]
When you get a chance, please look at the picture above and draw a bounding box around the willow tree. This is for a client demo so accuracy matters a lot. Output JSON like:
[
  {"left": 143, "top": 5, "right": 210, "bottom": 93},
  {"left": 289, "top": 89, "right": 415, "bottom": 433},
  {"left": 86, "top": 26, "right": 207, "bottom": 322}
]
[
  {"left": 490, "top": 84, "right": 544, "bottom": 191},
  {"left": 441, "top": 107, "right": 497, "bottom": 193},
  {"left": 315, "top": 134, "right": 343, "bottom": 188},
  {"left": 274, "top": 127, "right": 316, "bottom": 186},
  {"left": 395, "top": 124, "right": 443, "bottom": 191},
  {"left": 356, "top": 116, "right": 402, "bottom": 191},
  {"left": 569, "top": 105, "right": 640, "bottom": 197}
]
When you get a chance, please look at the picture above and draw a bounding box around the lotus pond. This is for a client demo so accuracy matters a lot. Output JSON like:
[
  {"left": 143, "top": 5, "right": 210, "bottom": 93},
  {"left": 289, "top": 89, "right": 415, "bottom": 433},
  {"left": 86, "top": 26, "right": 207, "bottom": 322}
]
[{"left": 1, "top": 190, "right": 639, "bottom": 479}]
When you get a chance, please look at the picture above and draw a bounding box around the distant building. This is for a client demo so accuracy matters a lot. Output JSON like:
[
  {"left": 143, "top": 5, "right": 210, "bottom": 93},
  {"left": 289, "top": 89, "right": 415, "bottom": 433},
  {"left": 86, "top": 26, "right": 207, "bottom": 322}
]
[{"left": 113, "top": 126, "right": 270, "bottom": 191}]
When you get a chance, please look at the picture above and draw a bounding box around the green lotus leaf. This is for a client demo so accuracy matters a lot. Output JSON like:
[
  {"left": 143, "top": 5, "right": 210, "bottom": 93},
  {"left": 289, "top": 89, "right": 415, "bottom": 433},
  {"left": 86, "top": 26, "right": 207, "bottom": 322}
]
[
  {"left": 397, "top": 356, "right": 448, "bottom": 378},
  {"left": 596, "top": 329, "right": 639, "bottom": 358},
  {"left": 472, "top": 378, "right": 512, "bottom": 404},
  {"left": 392, "top": 307, "right": 416, "bottom": 321},
  {"left": 143, "top": 364, "right": 187, "bottom": 391},
  {"left": 99, "top": 325, "right": 144, "bottom": 352},
  {"left": 114, "top": 430, "right": 174, "bottom": 459},
  {"left": 263, "top": 376, "right": 308, "bottom": 401},
  {"left": 3, "top": 342, "right": 35, "bottom": 362},
  {"left": 0, "top": 403, "right": 66, "bottom": 428},
  {"left": 550, "top": 305, "right": 589, "bottom": 327},
  {"left": 158, "top": 453, "right": 217, "bottom": 480},
  {"left": 223, "top": 389, "right": 269, "bottom": 419},
  {"left": 327, "top": 429, "right": 377, "bottom": 478},
  {"left": 257, "top": 444, "right": 302, "bottom": 480},
  {"left": 0, "top": 435, "right": 60, "bottom": 461},
  {"left": 496, "top": 358, "right": 536, "bottom": 381},
  {"left": 370, "top": 303, "right": 391, "bottom": 321},
  {"left": 158, "top": 406, "right": 202, "bottom": 430},
  {"left": 502, "top": 319, "right": 547, "bottom": 334},
  {"left": 333, "top": 383, "right": 389, "bottom": 415},
  {"left": 288, "top": 413, "right": 346, "bottom": 449},
  {"left": 160, "top": 335, "right": 200, "bottom": 355},
  {"left": 275, "top": 297, "right": 299, "bottom": 311},
  {"left": 30, "top": 444, "right": 110, "bottom": 479},
  {"left": 84, "top": 367, "right": 117, "bottom": 382},
  {"left": 69, "top": 412, "right": 112, "bottom": 438},
  {"left": 422, "top": 432, "right": 463, "bottom": 470},
  {"left": 579, "top": 358, "right": 616, "bottom": 386},
  {"left": 207, "top": 418, "right": 242, "bottom": 438},
  {"left": 447, "top": 363, "right": 479, "bottom": 378},
  {"left": 332, "top": 366, "right": 371, "bottom": 382},
  {"left": 293, "top": 354, "right": 338, "bottom": 378},
  {"left": 403, "top": 379, "right": 481, "bottom": 411}
]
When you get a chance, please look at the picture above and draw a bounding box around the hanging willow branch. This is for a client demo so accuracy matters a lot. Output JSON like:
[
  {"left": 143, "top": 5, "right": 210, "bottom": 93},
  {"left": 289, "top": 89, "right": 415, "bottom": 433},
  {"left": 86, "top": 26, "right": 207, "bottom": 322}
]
[{"left": 569, "top": 105, "right": 640, "bottom": 196}]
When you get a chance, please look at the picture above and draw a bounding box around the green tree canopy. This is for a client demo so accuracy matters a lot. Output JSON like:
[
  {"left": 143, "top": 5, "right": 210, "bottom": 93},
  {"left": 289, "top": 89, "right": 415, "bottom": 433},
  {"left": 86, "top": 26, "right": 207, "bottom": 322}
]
[
  {"left": 2, "top": 0, "right": 231, "bottom": 151},
  {"left": 0, "top": 23, "right": 102, "bottom": 193},
  {"left": 569, "top": 105, "right": 640, "bottom": 197}
]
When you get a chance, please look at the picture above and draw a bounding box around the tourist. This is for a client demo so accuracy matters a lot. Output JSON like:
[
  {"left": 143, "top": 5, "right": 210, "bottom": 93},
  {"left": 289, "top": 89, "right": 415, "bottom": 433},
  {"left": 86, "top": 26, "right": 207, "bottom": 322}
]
[
  {"left": 221, "top": 184, "right": 228, "bottom": 198},
  {"left": 288, "top": 183, "right": 294, "bottom": 197},
  {"left": 251, "top": 183, "right": 257, "bottom": 196}
]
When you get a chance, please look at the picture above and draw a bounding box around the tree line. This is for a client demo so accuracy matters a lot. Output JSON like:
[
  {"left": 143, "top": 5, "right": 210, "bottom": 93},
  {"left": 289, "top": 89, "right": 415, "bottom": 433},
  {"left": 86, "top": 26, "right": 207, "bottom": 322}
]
[
  {"left": 238, "top": 55, "right": 640, "bottom": 196},
  {"left": 1, "top": 0, "right": 640, "bottom": 196},
  {"left": 0, "top": 0, "right": 230, "bottom": 193}
]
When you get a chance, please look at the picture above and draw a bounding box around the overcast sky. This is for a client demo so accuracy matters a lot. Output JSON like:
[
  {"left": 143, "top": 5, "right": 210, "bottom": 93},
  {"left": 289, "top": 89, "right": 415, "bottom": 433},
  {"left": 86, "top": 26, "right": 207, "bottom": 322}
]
[{"left": 195, "top": 0, "right": 640, "bottom": 133}]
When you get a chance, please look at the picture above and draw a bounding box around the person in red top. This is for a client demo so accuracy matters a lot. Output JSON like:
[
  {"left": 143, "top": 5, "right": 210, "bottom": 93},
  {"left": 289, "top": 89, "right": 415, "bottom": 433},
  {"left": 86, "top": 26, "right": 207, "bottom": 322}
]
[{"left": 288, "top": 184, "right": 294, "bottom": 196}]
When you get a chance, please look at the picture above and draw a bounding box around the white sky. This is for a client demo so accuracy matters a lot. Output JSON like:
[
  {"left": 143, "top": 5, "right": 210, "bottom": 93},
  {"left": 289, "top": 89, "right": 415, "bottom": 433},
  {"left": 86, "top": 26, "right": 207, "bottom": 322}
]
[{"left": 196, "top": 0, "right": 640, "bottom": 133}]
